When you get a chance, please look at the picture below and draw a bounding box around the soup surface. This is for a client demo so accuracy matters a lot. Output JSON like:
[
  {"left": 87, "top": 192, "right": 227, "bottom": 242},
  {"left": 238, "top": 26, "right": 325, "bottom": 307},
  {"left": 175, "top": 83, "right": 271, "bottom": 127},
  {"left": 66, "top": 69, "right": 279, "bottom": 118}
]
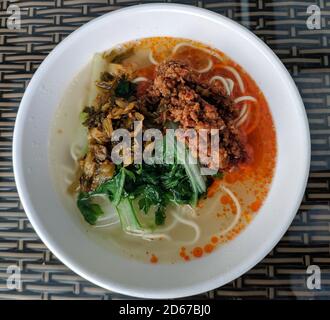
[{"left": 50, "top": 37, "right": 276, "bottom": 264}]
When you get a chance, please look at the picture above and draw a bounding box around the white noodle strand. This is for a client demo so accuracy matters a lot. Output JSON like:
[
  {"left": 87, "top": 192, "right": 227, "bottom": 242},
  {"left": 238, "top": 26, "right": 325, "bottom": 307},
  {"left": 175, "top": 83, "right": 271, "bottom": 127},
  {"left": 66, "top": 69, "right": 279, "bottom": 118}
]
[
  {"left": 195, "top": 59, "right": 213, "bottom": 73},
  {"left": 210, "top": 75, "right": 231, "bottom": 95},
  {"left": 142, "top": 233, "right": 172, "bottom": 241},
  {"left": 236, "top": 105, "right": 249, "bottom": 127},
  {"left": 182, "top": 204, "right": 197, "bottom": 218},
  {"left": 157, "top": 218, "right": 179, "bottom": 233},
  {"left": 94, "top": 220, "right": 120, "bottom": 228},
  {"left": 234, "top": 96, "right": 257, "bottom": 104},
  {"left": 126, "top": 229, "right": 172, "bottom": 241},
  {"left": 172, "top": 42, "right": 223, "bottom": 61},
  {"left": 218, "top": 185, "right": 242, "bottom": 237},
  {"left": 234, "top": 102, "right": 248, "bottom": 126},
  {"left": 63, "top": 167, "right": 75, "bottom": 185},
  {"left": 70, "top": 143, "right": 82, "bottom": 162},
  {"left": 132, "top": 77, "right": 149, "bottom": 83},
  {"left": 233, "top": 97, "right": 257, "bottom": 127},
  {"left": 226, "top": 78, "right": 235, "bottom": 94},
  {"left": 172, "top": 211, "right": 201, "bottom": 245},
  {"left": 149, "top": 50, "right": 159, "bottom": 65},
  {"left": 237, "top": 102, "right": 248, "bottom": 119},
  {"left": 224, "top": 66, "right": 245, "bottom": 93}
]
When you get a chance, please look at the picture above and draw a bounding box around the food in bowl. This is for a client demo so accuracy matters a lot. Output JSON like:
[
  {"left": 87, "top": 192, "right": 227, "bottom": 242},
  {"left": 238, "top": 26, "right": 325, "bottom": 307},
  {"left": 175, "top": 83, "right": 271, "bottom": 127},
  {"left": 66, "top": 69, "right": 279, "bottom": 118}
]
[{"left": 50, "top": 37, "right": 276, "bottom": 264}]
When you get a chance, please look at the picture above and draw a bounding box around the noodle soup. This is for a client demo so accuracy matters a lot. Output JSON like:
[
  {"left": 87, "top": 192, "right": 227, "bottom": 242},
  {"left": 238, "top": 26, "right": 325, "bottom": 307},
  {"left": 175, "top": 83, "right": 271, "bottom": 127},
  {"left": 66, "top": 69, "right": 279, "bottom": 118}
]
[{"left": 50, "top": 37, "right": 276, "bottom": 264}]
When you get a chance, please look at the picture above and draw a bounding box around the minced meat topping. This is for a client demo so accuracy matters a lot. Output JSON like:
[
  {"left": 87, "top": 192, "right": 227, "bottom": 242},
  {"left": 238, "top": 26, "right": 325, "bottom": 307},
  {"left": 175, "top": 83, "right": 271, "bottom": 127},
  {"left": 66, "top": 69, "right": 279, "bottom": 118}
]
[{"left": 139, "top": 60, "right": 247, "bottom": 170}]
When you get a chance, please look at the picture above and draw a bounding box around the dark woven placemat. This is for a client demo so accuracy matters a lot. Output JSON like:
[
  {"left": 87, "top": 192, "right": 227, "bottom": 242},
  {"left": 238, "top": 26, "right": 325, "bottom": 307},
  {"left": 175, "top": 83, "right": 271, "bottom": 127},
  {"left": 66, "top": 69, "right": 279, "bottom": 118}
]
[{"left": 0, "top": 0, "right": 329, "bottom": 300}]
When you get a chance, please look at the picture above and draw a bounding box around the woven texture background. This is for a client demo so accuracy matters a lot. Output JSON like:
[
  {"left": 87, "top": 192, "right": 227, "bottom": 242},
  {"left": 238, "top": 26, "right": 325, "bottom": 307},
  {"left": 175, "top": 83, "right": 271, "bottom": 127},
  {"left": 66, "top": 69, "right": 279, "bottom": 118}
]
[{"left": 0, "top": 0, "right": 330, "bottom": 300}]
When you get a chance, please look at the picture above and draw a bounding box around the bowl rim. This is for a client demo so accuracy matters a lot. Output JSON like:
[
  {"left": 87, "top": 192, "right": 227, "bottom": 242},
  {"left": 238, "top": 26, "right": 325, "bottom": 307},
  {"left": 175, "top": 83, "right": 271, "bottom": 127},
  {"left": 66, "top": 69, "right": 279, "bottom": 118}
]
[{"left": 13, "top": 3, "right": 311, "bottom": 298}]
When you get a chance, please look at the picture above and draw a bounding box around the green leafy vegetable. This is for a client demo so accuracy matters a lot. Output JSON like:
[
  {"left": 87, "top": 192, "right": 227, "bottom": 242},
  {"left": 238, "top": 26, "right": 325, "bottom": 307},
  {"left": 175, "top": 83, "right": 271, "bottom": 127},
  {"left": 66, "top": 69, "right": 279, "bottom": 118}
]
[
  {"left": 155, "top": 206, "right": 166, "bottom": 226},
  {"left": 116, "top": 197, "right": 141, "bottom": 232},
  {"left": 115, "top": 78, "right": 136, "bottom": 98},
  {"left": 136, "top": 184, "right": 161, "bottom": 213},
  {"left": 79, "top": 111, "right": 88, "bottom": 124},
  {"left": 95, "top": 167, "right": 126, "bottom": 206},
  {"left": 77, "top": 193, "right": 104, "bottom": 225},
  {"left": 212, "top": 171, "right": 224, "bottom": 179},
  {"left": 76, "top": 136, "right": 207, "bottom": 230}
]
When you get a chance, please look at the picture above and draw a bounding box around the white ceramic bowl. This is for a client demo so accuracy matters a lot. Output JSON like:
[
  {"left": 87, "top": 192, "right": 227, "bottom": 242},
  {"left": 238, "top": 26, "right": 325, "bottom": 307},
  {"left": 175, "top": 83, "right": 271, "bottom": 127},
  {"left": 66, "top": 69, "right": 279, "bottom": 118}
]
[{"left": 13, "top": 4, "right": 310, "bottom": 298}]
